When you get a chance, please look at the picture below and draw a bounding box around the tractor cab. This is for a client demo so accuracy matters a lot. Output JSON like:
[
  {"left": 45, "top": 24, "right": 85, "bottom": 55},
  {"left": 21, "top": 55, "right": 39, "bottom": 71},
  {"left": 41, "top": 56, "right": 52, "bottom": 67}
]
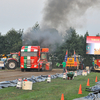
[
  {"left": 9, "top": 52, "right": 20, "bottom": 62},
  {"left": 40, "top": 48, "right": 49, "bottom": 61}
]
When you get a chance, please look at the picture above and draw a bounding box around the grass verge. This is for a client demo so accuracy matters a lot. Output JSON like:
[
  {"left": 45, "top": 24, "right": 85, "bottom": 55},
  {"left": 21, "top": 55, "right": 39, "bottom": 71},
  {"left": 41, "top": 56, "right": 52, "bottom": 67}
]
[{"left": 0, "top": 72, "right": 99, "bottom": 100}]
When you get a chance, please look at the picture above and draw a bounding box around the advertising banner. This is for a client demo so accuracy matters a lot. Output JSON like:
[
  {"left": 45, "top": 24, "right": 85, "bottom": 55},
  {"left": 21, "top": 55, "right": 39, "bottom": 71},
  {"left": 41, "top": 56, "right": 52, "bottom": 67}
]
[{"left": 86, "top": 36, "right": 100, "bottom": 55}]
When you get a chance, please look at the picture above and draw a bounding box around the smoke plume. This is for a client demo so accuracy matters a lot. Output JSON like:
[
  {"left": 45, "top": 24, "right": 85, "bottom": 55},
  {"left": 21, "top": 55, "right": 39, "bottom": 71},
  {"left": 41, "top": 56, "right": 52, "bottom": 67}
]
[
  {"left": 41, "top": 0, "right": 100, "bottom": 33},
  {"left": 23, "top": 0, "right": 100, "bottom": 51},
  {"left": 23, "top": 25, "right": 62, "bottom": 52}
]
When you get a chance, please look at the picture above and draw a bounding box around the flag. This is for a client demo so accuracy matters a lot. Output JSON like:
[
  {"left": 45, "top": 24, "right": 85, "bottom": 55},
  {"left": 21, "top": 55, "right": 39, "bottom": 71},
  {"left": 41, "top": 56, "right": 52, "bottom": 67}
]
[
  {"left": 74, "top": 50, "right": 76, "bottom": 62},
  {"left": 64, "top": 50, "right": 68, "bottom": 62},
  {"left": 74, "top": 50, "right": 77, "bottom": 66}
]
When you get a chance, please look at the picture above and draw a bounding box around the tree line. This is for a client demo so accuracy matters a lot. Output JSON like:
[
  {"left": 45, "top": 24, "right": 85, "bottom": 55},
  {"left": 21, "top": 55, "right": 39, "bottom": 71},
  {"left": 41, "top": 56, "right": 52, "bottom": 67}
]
[
  {"left": 54, "top": 29, "right": 100, "bottom": 66},
  {"left": 0, "top": 23, "right": 100, "bottom": 66},
  {"left": 0, "top": 29, "right": 23, "bottom": 54}
]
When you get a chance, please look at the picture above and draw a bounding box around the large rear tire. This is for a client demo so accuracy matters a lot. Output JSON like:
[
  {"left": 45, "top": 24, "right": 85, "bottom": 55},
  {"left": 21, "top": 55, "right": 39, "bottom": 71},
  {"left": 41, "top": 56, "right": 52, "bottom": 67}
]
[{"left": 7, "top": 60, "right": 17, "bottom": 69}]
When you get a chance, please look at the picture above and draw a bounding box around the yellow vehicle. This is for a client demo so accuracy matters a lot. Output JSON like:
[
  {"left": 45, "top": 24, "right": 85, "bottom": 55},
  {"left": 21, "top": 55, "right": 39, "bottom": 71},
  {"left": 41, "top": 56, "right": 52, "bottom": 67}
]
[
  {"left": 66, "top": 55, "right": 80, "bottom": 71},
  {"left": 0, "top": 54, "right": 7, "bottom": 58},
  {"left": 0, "top": 54, "right": 11, "bottom": 59},
  {"left": 94, "top": 60, "right": 97, "bottom": 66}
]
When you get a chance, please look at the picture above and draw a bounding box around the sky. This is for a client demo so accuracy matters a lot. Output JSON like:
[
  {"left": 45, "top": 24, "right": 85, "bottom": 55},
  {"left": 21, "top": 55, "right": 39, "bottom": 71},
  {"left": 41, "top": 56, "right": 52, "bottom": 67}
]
[
  {"left": 0, "top": 0, "right": 100, "bottom": 36},
  {"left": 0, "top": 0, "right": 45, "bottom": 34},
  {"left": 77, "top": 7, "right": 100, "bottom": 36}
]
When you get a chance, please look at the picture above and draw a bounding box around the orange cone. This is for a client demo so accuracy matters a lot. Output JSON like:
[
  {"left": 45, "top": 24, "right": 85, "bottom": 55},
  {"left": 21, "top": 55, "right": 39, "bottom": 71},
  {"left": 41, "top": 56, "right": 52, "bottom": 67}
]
[
  {"left": 61, "top": 94, "right": 64, "bottom": 100},
  {"left": 87, "top": 79, "right": 90, "bottom": 86},
  {"left": 78, "top": 84, "right": 82, "bottom": 94},
  {"left": 95, "top": 76, "right": 98, "bottom": 82}
]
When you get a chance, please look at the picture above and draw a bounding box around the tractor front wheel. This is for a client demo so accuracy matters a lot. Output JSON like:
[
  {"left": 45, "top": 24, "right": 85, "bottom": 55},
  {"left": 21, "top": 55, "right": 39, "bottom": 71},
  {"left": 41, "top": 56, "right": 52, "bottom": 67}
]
[{"left": 7, "top": 60, "right": 17, "bottom": 69}]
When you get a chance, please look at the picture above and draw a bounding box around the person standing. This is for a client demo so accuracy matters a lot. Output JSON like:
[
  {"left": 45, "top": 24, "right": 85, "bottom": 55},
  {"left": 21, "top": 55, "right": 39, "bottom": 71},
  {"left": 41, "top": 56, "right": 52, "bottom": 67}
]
[
  {"left": 92, "top": 61, "right": 94, "bottom": 67},
  {"left": 61, "top": 60, "right": 66, "bottom": 73}
]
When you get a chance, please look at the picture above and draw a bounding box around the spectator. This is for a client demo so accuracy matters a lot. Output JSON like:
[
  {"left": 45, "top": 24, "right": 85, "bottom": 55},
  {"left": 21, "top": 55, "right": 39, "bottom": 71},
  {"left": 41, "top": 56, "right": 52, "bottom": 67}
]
[{"left": 61, "top": 60, "right": 66, "bottom": 73}]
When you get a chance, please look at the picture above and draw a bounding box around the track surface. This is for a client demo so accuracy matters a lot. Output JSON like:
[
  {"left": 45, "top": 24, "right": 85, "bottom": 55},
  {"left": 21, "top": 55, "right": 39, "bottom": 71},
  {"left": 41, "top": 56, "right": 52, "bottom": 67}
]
[{"left": 0, "top": 69, "right": 63, "bottom": 82}]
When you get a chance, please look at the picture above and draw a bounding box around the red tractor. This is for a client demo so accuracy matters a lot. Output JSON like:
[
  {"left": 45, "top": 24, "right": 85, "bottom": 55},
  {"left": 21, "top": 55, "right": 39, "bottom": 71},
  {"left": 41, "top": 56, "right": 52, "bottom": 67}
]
[{"left": 5, "top": 52, "right": 20, "bottom": 69}]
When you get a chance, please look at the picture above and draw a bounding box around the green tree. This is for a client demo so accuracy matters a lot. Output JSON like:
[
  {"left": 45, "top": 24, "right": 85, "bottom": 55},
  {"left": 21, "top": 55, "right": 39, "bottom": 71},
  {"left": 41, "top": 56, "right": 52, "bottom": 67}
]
[
  {"left": 23, "top": 22, "right": 40, "bottom": 46},
  {"left": 96, "top": 33, "right": 100, "bottom": 36},
  {"left": 4, "top": 29, "right": 22, "bottom": 54},
  {"left": 55, "top": 28, "right": 88, "bottom": 65},
  {"left": 55, "top": 28, "right": 79, "bottom": 63},
  {"left": 0, "top": 35, "right": 5, "bottom": 54},
  {"left": 32, "top": 22, "right": 40, "bottom": 31},
  {"left": 82, "top": 31, "right": 91, "bottom": 66}
]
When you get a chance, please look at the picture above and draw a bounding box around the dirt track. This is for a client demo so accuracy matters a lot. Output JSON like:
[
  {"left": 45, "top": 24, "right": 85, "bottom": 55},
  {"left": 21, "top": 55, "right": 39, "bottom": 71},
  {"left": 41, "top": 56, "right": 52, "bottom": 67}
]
[{"left": 0, "top": 69, "right": 63, "bottom": 82}]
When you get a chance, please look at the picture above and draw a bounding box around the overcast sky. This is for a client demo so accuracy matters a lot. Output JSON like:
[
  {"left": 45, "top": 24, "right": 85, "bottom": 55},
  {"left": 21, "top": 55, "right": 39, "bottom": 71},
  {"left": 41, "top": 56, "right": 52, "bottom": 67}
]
[
  {"left": 77, "top": 7, "right": 100, "bottom": 36},
  {"left": 0, "top": 0, "right": 45, "bottom": 34},
  {"left": 0, "top": 0, "right": 100, "bottom": 36}
]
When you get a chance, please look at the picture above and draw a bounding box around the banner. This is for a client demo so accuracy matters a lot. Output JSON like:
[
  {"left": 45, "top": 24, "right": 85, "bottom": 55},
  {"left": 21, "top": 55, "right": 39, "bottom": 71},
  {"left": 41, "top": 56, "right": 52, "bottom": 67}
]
[{"left": 86, "top": 36, "right": 100, "bottom": 55}]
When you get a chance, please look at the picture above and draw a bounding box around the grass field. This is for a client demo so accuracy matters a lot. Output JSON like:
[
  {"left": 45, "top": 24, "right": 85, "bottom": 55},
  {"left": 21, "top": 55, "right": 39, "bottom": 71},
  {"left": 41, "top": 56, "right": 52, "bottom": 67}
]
[{"left": 0, "top": 72, "right": 100, "bottom": 100}]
